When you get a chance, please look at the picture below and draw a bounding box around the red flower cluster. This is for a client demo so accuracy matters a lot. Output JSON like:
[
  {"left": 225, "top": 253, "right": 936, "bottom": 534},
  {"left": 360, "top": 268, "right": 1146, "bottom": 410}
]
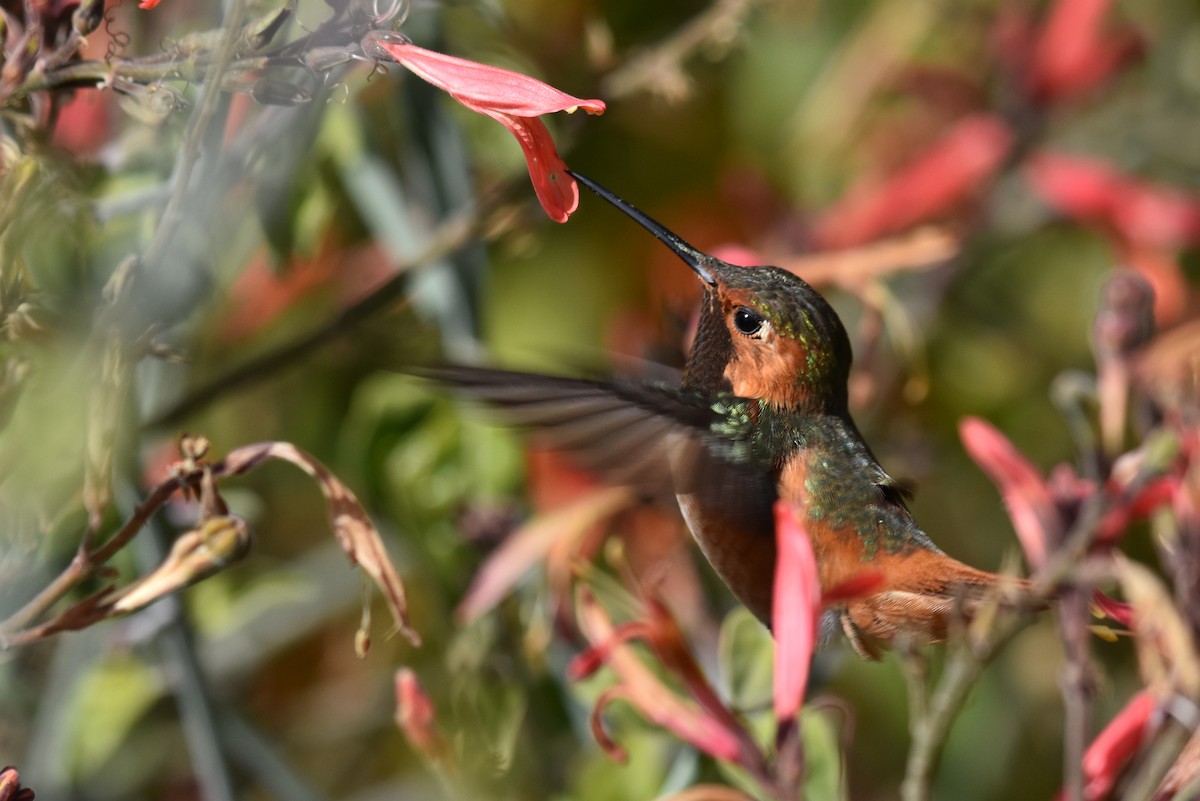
[{"left": 807, "top": 0, "right": 1199, "bottom": 326}]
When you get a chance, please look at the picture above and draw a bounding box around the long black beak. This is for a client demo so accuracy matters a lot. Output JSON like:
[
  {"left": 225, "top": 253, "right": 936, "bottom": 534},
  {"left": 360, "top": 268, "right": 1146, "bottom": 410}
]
[{"left": 568, "top": 170, "right": 719, "bottom": 286}]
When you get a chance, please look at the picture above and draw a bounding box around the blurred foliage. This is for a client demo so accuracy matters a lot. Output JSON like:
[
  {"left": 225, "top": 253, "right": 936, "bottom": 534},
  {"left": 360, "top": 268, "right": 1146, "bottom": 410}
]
[{"left": 0, "top": 0, "right": 1199, "bottom": 799}]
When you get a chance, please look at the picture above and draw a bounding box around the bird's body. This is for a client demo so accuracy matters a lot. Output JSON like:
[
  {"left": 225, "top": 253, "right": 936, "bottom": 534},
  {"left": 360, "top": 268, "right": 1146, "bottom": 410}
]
[{"left": 434, "top": 173, "right": 1019, "bottom": 658}]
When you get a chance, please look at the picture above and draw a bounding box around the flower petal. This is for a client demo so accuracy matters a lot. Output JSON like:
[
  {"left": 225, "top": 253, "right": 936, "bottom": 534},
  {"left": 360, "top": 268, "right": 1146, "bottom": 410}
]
[
  {"left": 456, "top": 487, "right": 631, "bottom": 624},
  {"left": 364, "top": 35, "right": 605, "bottom": 117},
  {"left": 1027, "top": 0, "right": 1142, "bottom": 104},
  {"left": 1066, "top": 690, "right": 1157, "bottom": 801},
  {"left": 811, "top": 115, "right": 1013, "bottom": 248},
  {"left": 479, "top": 109, "right": 580, "bottom": 223},
  {"left": 394, "top": 669, "right": 446, "bottom": 763},
  {"left": 959, "top": 417, "right": 1058, "bottom": 569},
  {"left": 575, "top": 588, "right": 745, "bottom": 763},
  {"left": 1026, "top": 153, "right": 1200, "bottom": 250},
  {"left": 773, "top": 501, "right": 821, "bottom": 723},
  {"left": 1091, "top": 591, "right": 1134, "bottom": 628}
]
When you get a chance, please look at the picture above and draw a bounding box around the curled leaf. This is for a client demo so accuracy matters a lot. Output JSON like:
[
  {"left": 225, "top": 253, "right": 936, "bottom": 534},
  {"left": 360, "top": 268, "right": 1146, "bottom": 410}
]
[
  {"left": 217, "top": 442, "right": 420, "bottom": 647},
  {"left": 1114, "top": 555, "right": 1200, "bottom": 698},
  {"left": 112, "top": 515, "right": 251, "bottom": 615}
]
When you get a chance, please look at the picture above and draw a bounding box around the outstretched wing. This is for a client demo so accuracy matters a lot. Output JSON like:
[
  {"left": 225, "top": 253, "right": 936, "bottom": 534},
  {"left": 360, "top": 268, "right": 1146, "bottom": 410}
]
[{"left": 423, "top": 365, "right": 777, "bottom": 528}]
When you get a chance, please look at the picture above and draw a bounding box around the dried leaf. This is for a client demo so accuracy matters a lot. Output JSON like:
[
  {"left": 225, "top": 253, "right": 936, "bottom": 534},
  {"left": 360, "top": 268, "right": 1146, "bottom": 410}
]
[
  {"left": 1114, "top": 555, "right": 1200, "bottom": 697},
  {"left": 112, "top": 515, "right": 251, "bottom": 614},
  {"left": 217, "top": 441, "right": 420, "bottom": 646},
  {"left": 1156, "top": 723, "right": 1200, "bottom": 800}
]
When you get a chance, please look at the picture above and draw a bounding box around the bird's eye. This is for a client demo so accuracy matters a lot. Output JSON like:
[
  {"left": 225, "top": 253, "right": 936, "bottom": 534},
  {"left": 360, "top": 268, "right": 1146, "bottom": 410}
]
[{"left": 732, "top": 307, "right": 765, "bottom": 336}]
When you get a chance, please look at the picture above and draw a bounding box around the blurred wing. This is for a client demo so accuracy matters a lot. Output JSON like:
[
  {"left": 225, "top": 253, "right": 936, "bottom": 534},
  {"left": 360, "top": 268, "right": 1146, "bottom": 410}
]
[{"left": 424, "top": 366, "right": 777, "bottom": 522}]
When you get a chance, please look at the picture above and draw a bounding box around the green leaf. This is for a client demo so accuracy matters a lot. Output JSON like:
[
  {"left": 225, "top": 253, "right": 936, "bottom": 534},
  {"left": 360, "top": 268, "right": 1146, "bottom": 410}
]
[{"left": 68, "top": 654, "right": 164, "bottom": 777}]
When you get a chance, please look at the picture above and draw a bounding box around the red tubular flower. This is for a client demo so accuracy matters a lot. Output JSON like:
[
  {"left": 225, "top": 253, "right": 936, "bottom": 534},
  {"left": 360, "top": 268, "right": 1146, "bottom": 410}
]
[
  {"left": 1026, "top": 154, "right": 1200, "bottom": 251},
  {"left": 1096, "top": 477, "right": 1180, "bottom": 543},
  {"left": 574, "top": 588, "right": 748, "bottom": 765},
  {"left": 363, "top": 33, "right": 606, "bottom": 223},
  {"left": 1091, "top": 591, "right": 1134, "bottom": 628},
  {"left": 959, "top": 417, "right": 1059, "bottom": 569},
  {"left": 1026, "top": 0, "right": 1143, "bottom": 105},
  {"left": 773, "top": 501, "right": 821, "bottom": 724},
  {"left": 810, "top": 114, "right": 1013, "bottom": 249},
  {"left": 1056, "top": 691, "right": 1157, "bottom": 801},
  {"left": 394, "top": 668, "right": 447, "bottom": 763},
  {"left": 1026, "top": 153, "right": 1200, "bottom": 321}
]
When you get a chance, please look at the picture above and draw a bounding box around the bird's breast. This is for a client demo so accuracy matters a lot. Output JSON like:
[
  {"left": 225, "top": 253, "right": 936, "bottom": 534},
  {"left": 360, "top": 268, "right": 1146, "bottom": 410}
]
[{"left": 676, "top": 493, "right": 777, "bottom": 624}]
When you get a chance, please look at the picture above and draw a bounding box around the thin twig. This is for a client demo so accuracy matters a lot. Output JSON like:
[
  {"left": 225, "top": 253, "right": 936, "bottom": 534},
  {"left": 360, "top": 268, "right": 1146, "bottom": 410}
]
[
  {"left": 1057, "top": 589, "right": 1096, "bottom": 801},
  {"left": 144, "top": 202, "right": 494, "bottom": 430},
  {"left": 0, "top": 475, "right": 185, "bottom": 641},
  {"left": 900, "top": 609, "right": 1032, "bottom": 801},
  {"left": 601, "top": 0, "right": 764, "bottom": 101}
]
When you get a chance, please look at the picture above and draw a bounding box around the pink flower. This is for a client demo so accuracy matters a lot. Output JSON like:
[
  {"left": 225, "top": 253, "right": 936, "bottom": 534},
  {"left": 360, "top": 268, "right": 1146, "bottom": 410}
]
[
  {"left": 363, "top": 33, "right": 606, "bottom": 223},
  {"left": 572, "top": 588, "right": 748, "bottom": 764},
  {"left": 1025, "top": 0, "right": 1143, "bottom": 105},
  {"left": 1091, "top": 591, "right": 1134, "bottom": 628},
  {"left": 394, "top": 669, "right": 447, "bottom": 763},
  {"left": 810, "top": 115, "right": 1013, "bottom": 248},
  {"left": 772, "top": 501, "right": 821, "bottom": 724},
  {"left": 959, "top": 417, "right": 1060, "bottom": 570},
  {"left": 1026, "top": 154, "right": 1200, "bottom": 251}
]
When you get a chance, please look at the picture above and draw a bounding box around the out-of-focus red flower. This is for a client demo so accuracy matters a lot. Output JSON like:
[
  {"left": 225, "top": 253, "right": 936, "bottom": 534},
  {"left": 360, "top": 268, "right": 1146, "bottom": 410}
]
[
  {"left": 455, "top": 486, "right": 632, "bottom": 624},
  {"left": 1056, "top": 690, "right": 1157, "bottom": 801},
  {"left": 394, "top": 668, "right": 447, "bottom": 764},
  {"left": 221, "top": 239, "right": 394, "bottom": 342},
  {"left": 1026, "top": 0, "right": 1143, "bottom": 105},
  {"left": 810, "top": 114, "right": 1013, "bottom": 249},
  {"left": 1091, "top": 591, "right": 1134, "bottom": 628},
  {"left": 138, "top": 0, "right": 161, "bottom": 8},
  {"left": 53, "top": 88, "right": 113, "bottom": 157},
  {"left": 363, "top": 34, "right": 605, "bottom": 223},
  {"left": 1027, "top": 154, "right": 1200, "bottom": 251},
  {"left": 573, "top": 588, "right": 747, "bottom": 764},
  {"left": 959, "top": 417, "right": 1059, "bottom": 569},
  {"left": 772, "top": 501, "right": 821, "bottom": 724},
  {"left": 1096, "top": 477, "right": 1179, "bottom": 543},
  {"left": 1027, "top": 153, "right": 1200, "bottom": 322}
]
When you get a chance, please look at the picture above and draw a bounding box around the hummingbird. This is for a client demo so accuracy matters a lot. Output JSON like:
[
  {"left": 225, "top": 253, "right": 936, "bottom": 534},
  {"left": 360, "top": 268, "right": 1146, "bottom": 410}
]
[{"left": 433, "top": 171, "right": 1023, "bottom": 659}]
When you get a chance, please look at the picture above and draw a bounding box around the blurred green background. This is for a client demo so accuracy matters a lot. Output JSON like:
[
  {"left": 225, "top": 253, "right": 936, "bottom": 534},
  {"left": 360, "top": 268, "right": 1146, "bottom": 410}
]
[{"left": 1, "top": 0, "right": 1197, "bottom": 798}]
